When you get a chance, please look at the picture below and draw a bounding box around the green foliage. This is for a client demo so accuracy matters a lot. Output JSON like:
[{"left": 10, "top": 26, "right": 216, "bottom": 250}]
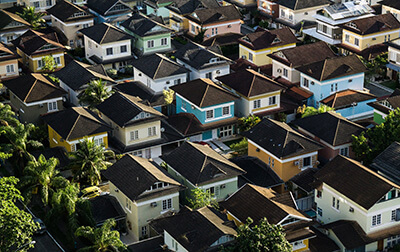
[
  {"left": 47, "top": 74, "right": 60, "bottom": 84},
  {"left": 363, "top": 52, "right": 388, "bottom": 78},
  {"left": 0, "top": 102, "right": 19, "bottom": 127},
  {"left": 187, "top": 188, "right": 218, "bottom": 210},
  {"left": 79, "top": 79, "right": 113, "bottom": 109},
  {"left": 106, "top": 69, "right": 118, "bottom": 79},
  {"left": 258, "top": 20, "right": 269, "bottom": 29},
  {"left": 277, "top": 112, "right": 287, "bottom": 122},
  {"left": 229, "top": 138, "right": 248, "bottom": 156},
  {"left": 238, "top": 115, "right": 261, "bottom": 132},
  {"left": 124, "top": 65, "right": 133, "bottom": 75},
  {"left": 194, "top": 27, "right": 207, "bottom": 43},
  {"left": 17, "top": 7, "right": 45, "bottom": 28},
  {"left": 41, "top": 56, "right": 57, "bottom": 73},
  {"left": 163, "top": 89, "right": 174, "bottom": 105},
  {"left": 222, "top": 218, "right": 292, "bottom": 252},
  {"left": 298, "top": 104, "right": 336, "bottom": 118}
]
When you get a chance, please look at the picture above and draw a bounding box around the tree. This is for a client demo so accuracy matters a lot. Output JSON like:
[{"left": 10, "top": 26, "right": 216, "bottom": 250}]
[
  {"left": 229, "top": 138, "right": 248, "bottom": 156},
  {"left": 75, "top": 219, "right": 126, "bottom": 252},
  {"left": 194, "top": 27, "right": 207, "bottom": 43},
  {"left": 79, "top": 79, "right": 113, "bottom": 109},
  {"left": 17, "top": 7, "right": 45, "bottom": 28},
  {"left": 238, "top": 115, "right": 261, "bottom": 132},
  {"left": 187, "top": 188, "right": 218, "bottom": 210},
  {"left": 222, "top": 217, "right": 292, "bottom": 252},
  {"left": 69, "top": 138, "right": 114, "bottom": 186},
  {"left": 298, "top": 104, "right": 335, "bottom": 118},
  {"left": 0, "top": 102, "right": 19, "bottom": 127},
  {"left": 163, "top": 89, "right": 174, "bottom": 105},
  {"left": 41, "top": 56, "right": 57, "bottom": 73}
]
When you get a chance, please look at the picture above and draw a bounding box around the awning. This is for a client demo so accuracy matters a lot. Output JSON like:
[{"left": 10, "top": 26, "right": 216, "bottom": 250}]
[{"left": 386, "top": 62, "right": 400, "bottom": 72}]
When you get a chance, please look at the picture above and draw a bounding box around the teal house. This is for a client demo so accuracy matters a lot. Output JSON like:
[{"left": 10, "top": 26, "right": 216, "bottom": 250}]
[{"left": 144, "top": 0, "right": 172, "bottom": 18}]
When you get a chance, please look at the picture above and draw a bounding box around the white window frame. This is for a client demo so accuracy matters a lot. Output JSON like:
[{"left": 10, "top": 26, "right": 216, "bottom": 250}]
[
  {"left": 148, "top": 126, "right": 156, "bottom": 137},
  {"left": 340, "top": 147, "right": 349, "bottom": 157},
  {"left": 120, "top": 45, "right": 127, "bottom": 53},
  {"left": 106, "top": 47, "right": 113, "bottom": 55},
  {"left": 161, "top": 37, "right": 167, "bottom": 46},
  {"left": 47, "top": 101, "right": 58, "bottom": 112},
  {"left": 222, "top": 106, "right": 230, "bottom": 116},
  {"left": 268, "top": 96, "right": 276, "bottom": 105},
  {"left": 6, "top": 64, "right": 14, "bottom": 73},
  {"left": 162, "top": 198, "right": 172, "bottom": 211},
  {"left": 372, "top": 214, "right": 381, "bottom": 226},
  {"left": 283, "top": 68, "right": 288, "bottom": 77},
  {"left": 206, "top": 110, "right": 214, "bottom": 120},
  {"left": 253, "top": 99, "right": 261, "bottom": 109},
  {"left": 147, "top": 40, "right": 154, "bottom": 48},
  {"left": 130, "top": 130, "right": 139, "bottom": 140}
]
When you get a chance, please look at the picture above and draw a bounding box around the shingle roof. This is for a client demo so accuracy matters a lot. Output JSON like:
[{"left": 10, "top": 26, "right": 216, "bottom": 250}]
[
  {"left": 121, "top": 13, "right": 170, "bottom": 37},
  {"left": 12, "top": 29, "right": 65, "bottom": 56},
  {"left": 42, "top": 107, "right": 111, "bottom": 141},
  {"left": 87, "top": 0, "right": 130, "bottom": 16},
  {"left": 321, "top": 220, "right": 371, "bottom": 249},
  {"left": 47, "top": 0, "right": 93, "bottom": 22},
  {"left": 289, "top": 168, "right": 318, "bottom": 193},
  {"left": 102, "top": 154, "right": 181, "bottom": 201},
  {"left": 217, "top": 69, "right": 286, "bottom": 97},
  {"left": 238, "top": 28, "right": 297, "bottom": 51},
  {"left": 171, "top": 78, "right": 238, "bottom": 108},
  {"left": 379, "top": 0, "right": 400, "bottom": 9},
  {"left": 314, "top": 155, "right": 400, "bottom": 210},
  {"left": 187, "top": 5, "right": 241, "bottom": 25},
  {"left": 114, "top": 81, "right": 165, "bottom": 107},
  {"left": 89, "top": 195, "right": 126, "bottom": 225},
  {"left": 0, "top": 9, "right": 30, "bottom": 30},
  {"left": 0, "top": 42, "right": 19, "bottom": 62},
  {"left": 368, "top": 88, "right": 400, "bottom": 114},
  {"left": 162, "top": 141, "right": 245, "bottom": 186},
  {"left": 3, "top": 74, "right": 66, "bottom": 103},
  {"left": 127, "top": 235, "right": 165, "bottom": 252},
  {"left": 293, "top": 111, "right": 365, "bottom": 147},
  {"left": 342, "top": 13, "right": 400, "bottom": 35},
  {"left": 243, "top": 118, "right": 323, "bottom": 159},
  {"left": 79, "top": 23, "right": 133, "bottom": 44},
  {"left": 166, "top": 0, "right": 220, "bottom": 15},
  {"left": 31, "top": 147, "right": 70, "bottom": 169},
  {"left": 321, "top": 89, "right": 376, "bottom": 109},
  {"left": 276, "top": 0, "right": 330, "bottom": 10},
  {"left": 371, "top": 142, "right": 400, "bottom": 186}
]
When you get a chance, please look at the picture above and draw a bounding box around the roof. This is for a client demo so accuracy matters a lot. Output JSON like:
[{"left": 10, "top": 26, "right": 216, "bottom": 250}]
[
  {"left": 321, "top": 89, "right": 376, "bottom": 109},
  {"left": 31, "top": 147, "right": 70, "bottom": 169},
  {"left": 295, "top": 55, "right": 367, "bottom": 81},
  {"left": 166, "top": 0, "right": 220, "bottom": 15},
  {"left": 3, "top": 73, "right": 66, "bottom": 103},
  {"left": 293, "top": 111, "right": 365, "bottom": 146},
  {"left": 171, "top": 78, "right": 238, "bottom": 108},
  {"left": 243, "top": 118, "right": 323, "bottom": 159},
  {"left": 96, "top": 91, "right": 164, "bottom": 127},
  {"left": 47, "top": 0, "right": 93, "bottom": 22},
  {"left": 0, "top": 42, "right": 19, "bottom": 62},
  {"left": 368, "top": 88, "right": 400, "bottom": 114},
  {"left": 42, "top": 107, "right": 111, "bottom": 141},
  {"left": 150, "top": 206, "right": 236, "bottom": 252},
  {"left": 321, "top": 220, "right": 371, "bottom": 249},
  {"left": 309, "top": 227, "right": 340, "bottom": 252},
  {"left": 217, "top": 69, "right": 285, "bottom": 98},
  {"left": 379, "top": 0, "right": 400, "bottom": 9},
  {"left": 238, "top": 28, "right": 297, "bottom": 51},
  {"left": 342, "top": 13, "right": 400, "bottom": 35},
  {"left": 89, "top": 195, "right": 126, "bottom": 225},
  {"left": 187, "top": 5, "right": 241, "bottom": 25},
  {"left": 127, "top": 235, "right": 165, "bottom": 252},
  {"left": 131, "top": 54, "right": 189, "bottom": 80},
  {"left": 314, "top": 155, "right": 400, "bottom": 210},
  {"left": 87, "top": 0, "right": 130, "bottom": 16},
  {"left": 114, "top": 81, "right": 165, "bottom": 107},
  {"left": 268, "top": 41, "right": 336, "bottom": 68},
  {"left": 162, "top": 141, "right": 245, "bottom": 186},
  {"left": 121, "top": 13, "right": 171, "bottom": 37},
  {"left": 54, "top": 60, "right": 114, "bottom": 91},
  {"left": 12, "top": 29, "right": 65, "bottom": 56},
  {"left": 102, "top": 154, "right": 181, "bottom": 201},
  {"left": 79, "top": 23, "right": 133, "bottom": 45},
  {"left": 202, "top": 33, "right": 243, "bottom": 47},
  {"left": 276, "top": 0, "right": 330, "bottom": 10},
  {"left": 0, "top": 9, "right": 30, "bottom": 30},
  {"left": 371, "top": 141, "right": 400, "bottom": 185},
  {"left": 289, "top": 168, "right": 318, "bottom": 193}
]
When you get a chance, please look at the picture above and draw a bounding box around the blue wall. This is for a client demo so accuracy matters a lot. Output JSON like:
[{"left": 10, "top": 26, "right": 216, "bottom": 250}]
[{"left": 335, "top": 99, "right": 376, "bottom": 119}]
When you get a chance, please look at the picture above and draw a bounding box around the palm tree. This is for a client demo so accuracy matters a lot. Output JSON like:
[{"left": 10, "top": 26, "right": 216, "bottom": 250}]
[
  {"left": 75, "top": 219, "right": 126, "bottom": 252},
  {"left": 0, "top": 102, "right": 19, "bottom": 127},
  {"left": 299, "top": 105, "right": 336, "bottom": 118},
  {"left": 79, "top": 79, "right": 113, "bottom": 109},
  {"left": 69, "top": 138, "right": 114, "bottom": 186},
  {"left": 17, "top": 7, "right": 45, "bottom": 28}
]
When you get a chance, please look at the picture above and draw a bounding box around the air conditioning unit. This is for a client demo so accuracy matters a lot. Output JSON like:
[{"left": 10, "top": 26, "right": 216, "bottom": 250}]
[
  {"left": 150, "top": 202, "right": 157, "bottom": 207},
  {"left": 277, "top": 68, "right": 282, "bottom": 73},
  {"left": 294, "top": 161, "right": 300, "bottom": 166},
  {"left": 39, "top": 104, "right": 44, "bottom": 108},
  {"left": 220, "top": 184, "right": 226, "bottom": 189},
  {"left": 349, "top": 207, "right": 354, "bottom": 213},
  {"left": 241, "top": 55, "right": 246, "bottom": 60},
  {"left": 216, "top": 70, "right": 221, "bottom": 74},
  {"left": 315, "top": 160, "right": 320, "bottom": 165},
  {"left": 115, "top": 189, "right": 119, "bottom": 192}
]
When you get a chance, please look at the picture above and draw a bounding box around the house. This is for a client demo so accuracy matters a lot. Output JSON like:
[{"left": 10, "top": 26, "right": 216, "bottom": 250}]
[
  {"left": 0, "top": 10, "right": 30, "bottom": 45},
  {"left": 121, "top": 13, "right": 172, "bottom": 56},
  {"left": 293, "top": 111, "right": 365, "bottom": 163},
  {"left": 12, "top": 29, "right": 66, "bottom": 73},
  {"left": 220, "top": 184, "right": 315, "bottom": 252},
  {"left": 3, "top": 73, "right": 66, "bottom": 124},
  {"left": 269, "top": 41, "right": 336, "bottom": 85},
  {"left": 162, "top": 141, "right": 245, "bottom": 201},
  {"left": 102, "top": 154, "right": 183, "bottom": 240},
  {"left": 340, "top": 13, "right": 400, "bottom": 59},
  {"left": 238, "top": 27, "right": 297, "bottom": 66},
  {"left": 54, "top": 60, "right": 115, "bottom": 106},
  {"left": 47, "top": 0, "right": 94, "bottom": 48},
  {"left": 303, "top": 1, "right": 375, "bottom": 45},
  {"left": 368, "top": 88, "right": 400, "bottom": 124},
  {"left": 258, "top": 0, "right": 279, "bottom": 18},
  {"left": 89, "top": 195, "right": 126, "bottom": 228},
  {"left": 86, "top": 0, "right": 132, "bottom": 25},
  {"left": 186, "top": 5, "right": 242, "bottom": 40},
  {"left": 96, "top": 91, "right": 184, "bottom": 157},
  {"left": 0, "top": 42, "right": 19, "bottom": 80},
  {"left": 18, "top": 0, "right": 55, "bottom": 12},
  {"left": 80, "top": 23, "right": 133, "bottom": 70},
  {"left": 243, "top": 118, "right": 323, "bottom": 183},
  {"left": 371, "top": 141, "right": 400, "bottom": 186},
  {"left": 381, "top": 0, "right": 400, "bottom": 22},
  {"left": 289, "top": 168, "right": 318, "bottom": 211},
  {"left": 173, "top": 42, "right": 230, "bottom": 81},
  {"left": 386, "top": 37, "right": 400, "bottom": 80},
  {"left": 169, "top": 78, "right": 239, "bottom": 141},
  {"left": 42, "top": 107, "right": 111, "bottom": 151},
  {"left": 295, "top": 54, "right": 367, "bottom": 107},
  {"left": 314, "top": 155, "right": 400, "bottom": 251},
  {"left": 131, "top": 54, "right": 190, "bottom": 93},
  {"left": 145, "top": 0, "right": 173, "bottom": 18},
  {"left": 150, "top": 206, "right": 237, "bottom": 252}
]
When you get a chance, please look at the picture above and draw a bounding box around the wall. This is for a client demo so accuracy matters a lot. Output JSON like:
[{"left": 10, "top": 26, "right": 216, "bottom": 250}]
[
  {"left": 382, "top": 5, "right": 400, "bottom": 22},
  {"left": 373, "top": 110, "right": 386, "bottom": 124},
  {"left": 84, "top": 36, "right": 131, "bottom": 65},
  {"left": 0, "top": 58, "right": 18, "bottom": 80},
  {"left": 203, "top": 20, "right": 241, "bottom": 39},
  {"left": 279, "top": 5, "right": 328, "bottom": 25},
  {"left": 176, "top": 58, "right": 230, "bottom": 81},
  {"left": 51, "top": 16, "right": 93, "bottom": 48},
  {"left": 336, "top": 99, "right": 375, "bottom": 120},
  {"left": 272, "top": 59, "right": 299, "bottom": 83},
  {"left": 133, "top": 67, "right": 187, "bottom": 93},
  {"left": 146, "top": 4, "right": 170, "bottom": 18},
  {"left": 342, "top": 28, "right": 400, "bottom": 51},
  {"left": 164, "top": 231, "right": 189, "bottom": 252},
  {"left": 134, "top": 32, "right": 171, "bottom": 55},
  {"left": 257, "top": 0, "right": 279, "bottom": 18},
  {"left": 21, "top": 0, "right": 55, "bottom": 11},
  {"left": 239, "top": 43, "right": 296, "bottom": 66}
]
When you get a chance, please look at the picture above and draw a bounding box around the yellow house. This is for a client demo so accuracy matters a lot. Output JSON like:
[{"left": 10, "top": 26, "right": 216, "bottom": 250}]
[
  {"left": 42, "top": 107, "right": 111, "bottom": 152},
  {"left": 12, "top": 29, "right": 66, "bottom": 73},
  {"left": 0, "top": 42, "right": 19, "bottom": 80},
  {"left": 238, "top": 27, "right": 297, "bottom": 66},
  {"left": 381, "top": 0, "right": 400, "bottom": 22}
]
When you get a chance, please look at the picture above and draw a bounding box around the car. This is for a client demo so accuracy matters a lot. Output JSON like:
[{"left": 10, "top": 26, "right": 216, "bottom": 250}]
[
  {"left": 34, "top": 218, "right": 46, "bottom": 235},
  {"left": 79, "top": 186, "right": 101, "bottom": 199}
]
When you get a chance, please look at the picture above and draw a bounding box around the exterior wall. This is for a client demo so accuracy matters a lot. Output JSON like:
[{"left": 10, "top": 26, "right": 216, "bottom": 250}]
[
  {"left": 0, "top": 29, "right": 29, "bottom": 45},
  {"left": 164, "top": 231, "right": 189, "bottom": 252},
  {"left": 84, "top": 36, "right": 131, "bottom": 67},
  {"left": 146, "top": 4, "right": 170, "bottom": 18},
  {"left": 239, "top": 43, "right": 296, "bottom": 66},
  {"left": 342, "top": 28, "right": 400, "bottom": 52},
  {"left": 132, "top": 32, "right": 171, "bottom": 55},
  {"left": 20, "top": 0, "right": 55, "bottom": 11},
  {"left": 373, "top": 110, "right": 386, "bottom": 124},
  {"left": 51, "top": 16, "right": 94, "bottom": 48},
  {"left": 382, "top": 5, "right": 400, "bottom": 22},
  {"left": 133, "top": 67, "right": 187, "bottom": 93},
  {"left": 0, "top": 58, "right": 18, "bottom": 80},
  {"left": 16, "top": 48, "right": 65, "bottom": 73},
  {"left": 278, "top": 5, "right": 328, "bottom": 25},
  {"left": 176, "top": 58, "right": 230, "bottom": 82},
  {"left": 231, "top": 0, "right": 256, "bottom": 7},
  {"left": 271, "top": 59, "right": 299, "bottom": 83},
  {"left": 258, "top": 0, "right": 279, "bottom": 18},
  {"left": 187, "top": 20, "right": 241, "bottom": 39},
  {"left": 169, "top": 11, "right": 189, "bottom": 32},
  {"left": 335, "top": 99, "right": 375, "bottom": 120},
  {"left": 229, "top": 90, "right": 281, "bottom": 118}
]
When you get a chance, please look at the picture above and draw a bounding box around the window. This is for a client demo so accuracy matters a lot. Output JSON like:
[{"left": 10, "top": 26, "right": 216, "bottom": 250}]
[
  {"left": 268, "top": 157, "right": 271, "bottom": 165},
  {"left": 106, "top": 48, "right": 113, "bottom": 55},
  {"left": 303, "top": 78, "right": 309, "bottom": 88},
  {"left": 222, "top": 106, "right": 230, "bottom": 115},
  {"left": 303, "top": 157, "right": 311, "bottom": 167},
  {"left": 345, "top": 34, "right": 350, "bottom": 42},
  {"left": 219, "top": 125, "right": 233, "bottom": 137},
  {"left": 317, "top": 190, "right": 322, "bottom": 198},
  {"left": 332, "top": 197, "right": 339, "bottom": 210},
  {"left": 46, "top": 0, "right": 52, "bottom": 6},
  {"left": 132, "top": 150, "right": 142, "bottom": 157},
  {"left": 33, "top": 1, "right": 40, "bottom": 7},
  {"left": 161, "top": 37, "right": 168, "bottom": 46},
  {"left": 331, "top": 83, "right": 337, "bottom": 92},
  {"left": 83, "top": 23, "right": 89, "bottom": 28},
  {"left": 289, "top": 14, "right": 293, "bottom": 20},
  {"left": 191, "top": 24, "right": 195, "bottom": 33},
  {"left": 253, "top": 99, "right": 261, "bottom": 109},
  {"left": 38, "top": 59, "right": 44, "bottom": 68},
  {"left": 48, "top": 101, "right": 57, "bottom": 112},
  {"left": 6, "top": 65, "right": 14, "bottom": 73},
  {"left": 148, "top": 126, "right": 156, "bottom": 136},
  {"left": 269, "top": 96, "right": 276, "bottom": 105},
  {"left": 120, "top": 45, "right": 127, "bottom": 53},
  {"left": 249, "top": 52, "right": 253, "bottom": 62},
  {"left": 392, "top": 209, "right": 400, "bottom": 221},
  {"left": 271, "top": 159, "right": 274, "bottom": 168},
  {"left": 147, "top": 40, "right": 154, "bottom": 48},
  {"left": 6, "top": 35, "right": 13, "bottom": 42},
  {"left": 94, "top": 138, "right": 103, "bottom": 146},
  {"left": 317, "top": 207, "right": 323, "bottom": 216},
  {"left": 205, "top": 72, "right": 212, "bottom": 79},
  {"left": 130, "top": 130, "right": 139, "bottom": 140},
  {"left": 54, "top": 57, "right": 60, "bottom": 65},
  {"left": 125, "top": 197, "right": 131, "bottom": 211},
  {"left": 340, "top": 147, "right": 349, "bottom": 157},
  {"left": 174, "top": 79, "right": 181, "bottom": 85},
  {"left": 387, "top": 235, "right": 400, "bottom": 248},
  {"left": 162, "top": 198, "right": 172, "bottom": 210},
  {"left": 283, "top": 68, "right": 288, "bottom": 77},
  {"left": 281, "top": 9, "right": 285, "bottom": 17},
  {"left": 181, "top": 101, "right": 187, "bottom": 111},
  {"left": 215, "top": 27, "right": 218, "bottom": 35},
  {"left": 322, "top": 25, "right": 327, "bottom": 33},
  {"left": 354, "top": 38, "right": 359, "bottom": 46},
  {"left": 141, "top": 226, "right": 147, "bottom": 237},
  {"left": 372, "top": 214, "right": 381, "bottom": 226},
  {"left": 206, "top": 110, "right": 214, "bottom": 119}
]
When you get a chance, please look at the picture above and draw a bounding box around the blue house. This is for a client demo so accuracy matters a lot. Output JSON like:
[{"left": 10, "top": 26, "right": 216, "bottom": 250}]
[
  {"left": 296, "top": 55, "right": 367, "bottom": 108},
  {"left": 86, "top": 0, "right": 132, "bottom": 25},
  {"left": 168, "top": 78, "right": 239, "bottom": 141}
]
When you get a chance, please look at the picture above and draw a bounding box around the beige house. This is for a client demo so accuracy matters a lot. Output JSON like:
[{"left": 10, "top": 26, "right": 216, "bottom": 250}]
[
  {"left": 0, "top": 10, "right": 30, "bottom": 45},
  {"left": 19, "top": 0, "right": 56, "bottom": 12},
  {"left": 381, "top": 0, "right": 400, "bottom": 22},
  {"left": 0, "top": 42, "right": 19, "bottom": 80}
]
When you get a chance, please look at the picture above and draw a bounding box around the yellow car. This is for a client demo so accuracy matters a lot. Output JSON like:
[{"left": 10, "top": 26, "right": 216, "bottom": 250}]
[{"left": 80, "top": 186, "right": 101, "bottom": 199}]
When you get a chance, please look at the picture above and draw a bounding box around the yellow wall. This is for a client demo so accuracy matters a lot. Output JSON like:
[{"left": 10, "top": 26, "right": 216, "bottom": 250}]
[
  {"left": 293, "top": 239, "right": 309, "bottom": 252},
  {"left": 16, "top": 48, "right": 65, "bottom": 73},
  {"left": 342, "top": 28, "right": 400, "bottom": 51},
  {"left": 169, "top": 12, "right": 189, "bottom": 30},
  {"left": 239, "top": 43, "right": 296, "bottom": 66}
]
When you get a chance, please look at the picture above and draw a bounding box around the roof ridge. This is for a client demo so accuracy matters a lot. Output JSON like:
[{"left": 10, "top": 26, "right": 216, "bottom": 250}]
[
  {"left": 195, "top": 154, "right": 209, "bottom": 186},
  {"left": 24, "top": 77, "right": 38, "bottom": 103},
  {"left": 100, "top": 24, "right": 111, "bottom": 44},
  {"left": 153, "top": 58, "right": 164, "bottom": 79},
  {"left": 199, "top": 82, "right": 209, "bottom": 107},
  {"left": 331, "top": 93, "right": 338, "bottom": 107},
  {"left": 320, "top": 58, "right": 328, "bottom": 81},
  {"left": 66, "top": 113, "right": 81, "bottom": 140},
  {"left": 332, "top": 118, "right": 341, "bottom": 146},
  {"left": 247, "top": 74, "right": 256, "bottom": 97}
]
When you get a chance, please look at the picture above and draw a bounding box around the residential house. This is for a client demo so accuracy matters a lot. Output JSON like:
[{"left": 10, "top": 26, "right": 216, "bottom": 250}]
[
  {"left": 368, "top": 88, "right": 400, "bottom": 124},
  {"left": 19, "top": 0, "right": 55, "bottom": 12},
  {"left": 54, "top": 60, "right": 115, "bottom": 106},
  {"left": 340, "top": 13, "right": 400, "bottom": 59},
  {"left": 229, "top": 0, "right": 256, "bottom": 9},
  {"left": 386, "top": 37, "right": 400, "bottom": 80},
  {"left": 289, "top": 168, "right": 318, "bottom": 211},
  {"left": 145, "top": 0, "right": 173, "bottom": 18},
  {"left": 150, "top": 206, "right": 237, "bottom": 252},
  {"left": 3, "top": 73, "right": 66, "bottom": 124},
  {"left": 303, "top": 1, "right": 375, "bottom": 45},
  {"left": 86, "top": 0, "right": 132, "bottom": 25},
  {"left": 381, "top": 0, "right": 400, "bottom": 22},
  {"left": 258, "top": 0, "right": 279, "bottom": 18},
  {"left": 121, "top": 14, "right": 172, "bottom": 56},
  {"left": 220, "top": 184, "right": 315, "bottom": 252},
  {"left": 89, "top": 195, "right": 126, "bottom": 228},
  {"left": 269, "top": 41, "right": 336, "bottom": 84},
  {"left": 169, "top": 78, "right": 239, "bottom": 141},
  {"left": 102, "top": 154, "right": 183, "bottom": 240},
  {"left": 42, "top": 107, "right": 111, "bottom": 151},
  {"left": 47, "top": 0, "right": 94, "bottom": 48},
  {"left": 238, "top": 27, "right": 297, "bottom": 66},
  {"left": 293, "top": 111, "right": 365, "bottom": 163},
  {"left": 314, "top": 155, "right": 400, "bottom": 251},
  {"left": 162, "top": 141, "right": 245, "bottom": 201},
  {"left": 12, "top": 29, "right": 66, "bottom": 73},
  {"left": 0, "top": 10, "right": 30, "bottom": 45},
  {"left": 295, "top": 54, "right": 367, "bottom": 107},
  {"left": 243, "top": 118, "right": 323, "bottom": 183},
  {"left": 173, "top": 42, "right": 230, "bottom": 81},
  {"left": 371, "top": 141, "right": 400, "bottom": 186},
  {"left": 96, "top": 91, "right": 183, "bottom": 157},
  {"left": 131, "top": 53, "right": 190, "bottom": 93},
  {"left": 80, "top": 23, "right": 133, "bottom": 70},
  {"left": 0, "top": 42, "right": 19, "bottom": 80}
]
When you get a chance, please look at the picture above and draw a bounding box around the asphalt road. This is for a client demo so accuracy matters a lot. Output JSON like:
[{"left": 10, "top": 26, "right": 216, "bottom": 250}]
[{"left": 30, "top": 232, "right": 64, "bottom": 252}]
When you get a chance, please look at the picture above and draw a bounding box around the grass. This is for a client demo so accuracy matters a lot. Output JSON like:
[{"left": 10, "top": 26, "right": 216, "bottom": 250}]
[
  {"left": 223, "top": 138, "right": 243, "bottom": 148},
  {"left": 380, "top": 80, "right": 398, "bottom": 90}
]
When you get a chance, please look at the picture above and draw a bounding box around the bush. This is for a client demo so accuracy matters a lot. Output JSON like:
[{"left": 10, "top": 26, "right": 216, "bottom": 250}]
[
  {"left": 229, "top": 138, "right": 248, "bottom": 156},
  {"left": 106, "top": 69, "right": 118, "bottom": 78},
  {"left": 124, "top": 65, "right": 133, "bottom": 75}
]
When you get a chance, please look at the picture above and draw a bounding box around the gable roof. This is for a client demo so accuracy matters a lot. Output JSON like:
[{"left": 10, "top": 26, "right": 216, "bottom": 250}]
[
  {"left": 0, "top": 42, "right": 19, "bottom": 62},
  {"left": 102, "top": 154, "right": 181, "bottom": 201},
  {"left": 368, "top": 88, "right": 400, "bottom": 114},
  {"left": 12, "top": 29, "right": 65, "bottom": 56},
  {"left": 42, "top": 107, "right": 111, "bottom": 141},
  {"left": 121, "top": 13, "right": 171, "bottom": 37},
  {"left": 321, "top": 89, "right": 376, "bottom": 109},
  {"left": 243, "top": 118, "right": 323, "bottom": 159},
  {"left": 171, "top": 78, "right": 238, "bottom": 108},
  {"left": 276, "top": 0, "right": 330, "bottom": 10},
  {"left": 187, "top": 5, "right": 241, "bottom": 25},
  {"left": 47, "top": 0, "right": 93, "bottom": 22},
  {"left": 166, "top": 0, "right": 220, "bottom": 15},
  {"left": 217, "top": 69, "right": 286, "bottom": 97},
  {"left": 79, "top": 23, "right": 133, "bottom": 44},
  {"left": 162, "top": 141, "right": 245, "bottom": 186},
  {"left": 314, "top": 155, "right": 400, "bottom": 210},
  {"left": 371, "top": 142, "right": 400, "bottom": 186},
  {"left": 3, "top": 73, "right": 66, "bottom": 103},
  {"left": 342, "top": 13, "right": 400, "bottom": 35},
  {"left": 293, "top": 111, "right": 365, "bottom": 146},
  {"left": 114, "top": 81, "right": 165, "bottom": 107},
  {"left": 89, "top": 195, "right": 126, "bottom": 226},
  {"left": 379, "top": 0, "right": 400, "bottom": 9},
  {"left": 87, "top": 0, "right": 130, "bottom": 16},
  {"left": 290, "top": 168, "right": 318, "bottom": 193},
  {"left": 238, "top": 28, "right": 297, "bottom": 51},
  {"left": 0, "top": 9, "right": 30, "bottom": 30}
]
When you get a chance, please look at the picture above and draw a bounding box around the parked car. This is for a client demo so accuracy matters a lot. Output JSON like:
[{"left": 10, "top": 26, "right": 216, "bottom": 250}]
[
  {"left": 79, "top": 186, "right": 101, "bottom": 199},
  {"left": 34, "top": 218, "right": 46, "bottom": 235}
]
